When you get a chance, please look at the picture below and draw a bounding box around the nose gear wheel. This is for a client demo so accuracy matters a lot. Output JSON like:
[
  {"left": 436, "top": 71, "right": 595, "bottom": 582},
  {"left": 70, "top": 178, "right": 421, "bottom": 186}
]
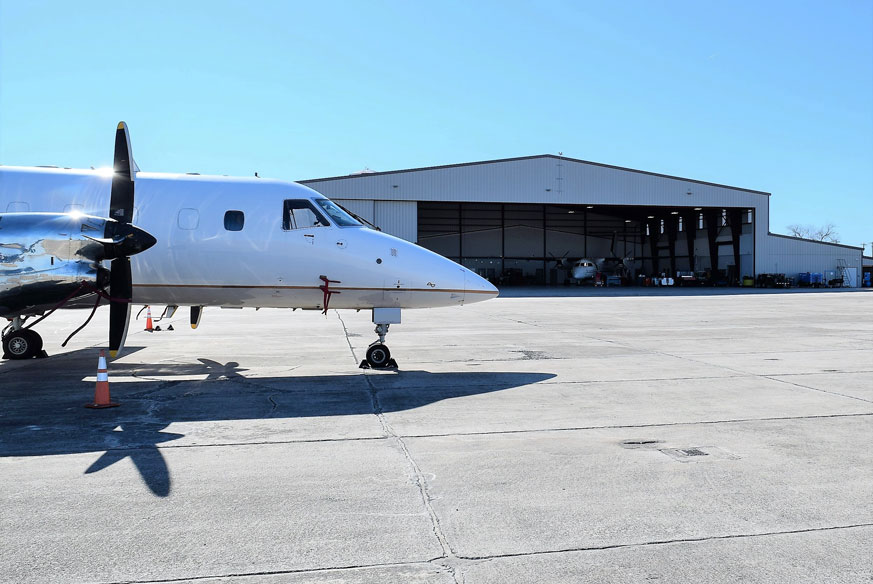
[{"left": 365, "top": 344, "right": 392, "bottom": 368}]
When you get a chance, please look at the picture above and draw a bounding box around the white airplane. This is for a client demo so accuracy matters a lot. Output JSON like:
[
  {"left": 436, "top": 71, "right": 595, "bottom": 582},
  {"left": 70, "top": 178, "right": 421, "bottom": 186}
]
[
  {"left": 0, "top": 122, "right": 499, "bottom": 367},
  {"left": 569, "top": 259, "right": 597, "bottom": 281},
  {"left": 549, "top": 253, "right": 596, "bottom": 282}
]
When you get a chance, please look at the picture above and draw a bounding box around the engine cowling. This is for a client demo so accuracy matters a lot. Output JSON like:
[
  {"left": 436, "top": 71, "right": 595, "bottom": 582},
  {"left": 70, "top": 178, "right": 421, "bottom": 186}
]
[{"left": 0, "top": 212, "right": 154, "bottom": 317}]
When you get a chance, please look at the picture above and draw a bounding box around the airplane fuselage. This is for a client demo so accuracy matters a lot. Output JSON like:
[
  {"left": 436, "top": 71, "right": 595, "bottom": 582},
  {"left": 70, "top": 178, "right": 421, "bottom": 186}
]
[{"left": 0, "top": 166, "right": 498, "bottom": 316}]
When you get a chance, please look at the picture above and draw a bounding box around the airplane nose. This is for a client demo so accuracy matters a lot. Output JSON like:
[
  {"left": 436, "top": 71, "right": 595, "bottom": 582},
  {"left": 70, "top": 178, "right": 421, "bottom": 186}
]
[{"left": 464, "top": 269, "right": 499, "bottom": 303}]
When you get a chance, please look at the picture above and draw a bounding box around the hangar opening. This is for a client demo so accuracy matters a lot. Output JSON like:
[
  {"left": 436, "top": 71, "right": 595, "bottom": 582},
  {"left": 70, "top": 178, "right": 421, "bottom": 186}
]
[{"left": 416, "top": 202, "right": 754, "bottom": 286}]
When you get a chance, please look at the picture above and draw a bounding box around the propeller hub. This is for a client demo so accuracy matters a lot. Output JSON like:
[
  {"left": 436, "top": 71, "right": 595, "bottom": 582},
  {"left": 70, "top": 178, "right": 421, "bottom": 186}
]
[{"left": 102, "top": 221, "right": 157, "bottom": 259}]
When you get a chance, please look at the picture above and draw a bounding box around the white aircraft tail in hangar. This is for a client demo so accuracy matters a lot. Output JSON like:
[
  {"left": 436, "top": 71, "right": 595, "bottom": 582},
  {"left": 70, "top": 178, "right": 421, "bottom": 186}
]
[{"left": 0, "top": 122, "right": 498, "bottom": 367}]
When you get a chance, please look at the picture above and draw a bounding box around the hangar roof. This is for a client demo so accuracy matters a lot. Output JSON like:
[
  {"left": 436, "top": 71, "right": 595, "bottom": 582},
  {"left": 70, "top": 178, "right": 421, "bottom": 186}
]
[
  {"left": 768, "top": 232, "right": 863, "bottom": 251},
  {"left": 301, "top": 154, "right": 770, "bottom": 197}
]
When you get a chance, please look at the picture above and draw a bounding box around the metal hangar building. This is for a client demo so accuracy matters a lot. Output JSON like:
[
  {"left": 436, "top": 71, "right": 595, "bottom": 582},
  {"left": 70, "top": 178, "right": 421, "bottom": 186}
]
[{"left": 301, "top": 155, "right": 864, "bottom": 287}]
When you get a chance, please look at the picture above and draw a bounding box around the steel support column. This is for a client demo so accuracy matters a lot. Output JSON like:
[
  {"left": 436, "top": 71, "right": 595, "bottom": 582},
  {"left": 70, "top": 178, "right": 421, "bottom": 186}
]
[
  {"left": 704, "top": 209, "right": 721, "bottom": 281},
  {"left": 666, "top": 214, "right": 678, "bottom": 276},
  {"left": 647, "top": 218, "right": 660, "bottom": 274},
  {"left": 639, "top": 221, "right": 648, "bottom": 273},
  {"left": 458, "top": 202, "right": 463, "bottom": 263},
  {"left": 728, "top": 208, "right": 743, "bottom": 284},
  {"left": 682, "top": 211, "right": 697, "bottom": 273}
]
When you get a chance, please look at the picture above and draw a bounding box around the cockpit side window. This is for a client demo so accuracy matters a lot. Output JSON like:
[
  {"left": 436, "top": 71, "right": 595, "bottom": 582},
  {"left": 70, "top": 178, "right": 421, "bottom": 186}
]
[{"left": 283, "top": 200, "right": 330, "bottom": 230}]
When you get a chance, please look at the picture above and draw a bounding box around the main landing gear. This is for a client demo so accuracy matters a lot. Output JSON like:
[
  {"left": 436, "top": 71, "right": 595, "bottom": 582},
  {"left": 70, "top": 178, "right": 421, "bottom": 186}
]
[
  {"left": 2, "top": 317, "right": 47, "bottom": 360},
  {"left": 360, "top": 309, "right": 400, "bottom": 369}
]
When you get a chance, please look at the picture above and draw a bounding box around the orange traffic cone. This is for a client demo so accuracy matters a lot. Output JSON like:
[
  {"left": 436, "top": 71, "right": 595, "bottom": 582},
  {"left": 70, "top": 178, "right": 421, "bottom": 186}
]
[
  {"left": 85, "top": 350, "right": 119, "bottom": 409},
  {"left": 144, "top": 306, "right": 154, "bottom": 332}
]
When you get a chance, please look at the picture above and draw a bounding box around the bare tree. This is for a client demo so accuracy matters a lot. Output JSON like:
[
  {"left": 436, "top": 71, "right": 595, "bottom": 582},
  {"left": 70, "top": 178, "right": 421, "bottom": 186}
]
[{"left": 786, "top": 223, "right": 840, "bottom": 243}]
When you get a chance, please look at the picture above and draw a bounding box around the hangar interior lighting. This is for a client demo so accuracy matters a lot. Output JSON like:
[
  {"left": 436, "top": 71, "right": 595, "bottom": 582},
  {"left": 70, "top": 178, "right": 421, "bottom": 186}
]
[
  {"left": 586, "top": 205, "right": 594, "bottom": 209},
  {"left": 694, "top": 207, "right": 702, "bottom": 211},
  {"left": 671, "top": 211, "right": 679, "bottom": 215}
]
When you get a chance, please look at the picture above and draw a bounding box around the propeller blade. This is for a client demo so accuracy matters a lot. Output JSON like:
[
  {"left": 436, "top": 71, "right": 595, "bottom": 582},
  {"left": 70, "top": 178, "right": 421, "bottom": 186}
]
[
  {"left": 108, "top": 257, "right": 132, "bottom": 358},
  {"left": 110, "top": 122, "right": 135, "bottom": 224},
  {"left": 190, "top": 306, "right": 203, "bottom": 329},
  {"left": 109, "top": 301, "right": 131, "bottom": 359}
]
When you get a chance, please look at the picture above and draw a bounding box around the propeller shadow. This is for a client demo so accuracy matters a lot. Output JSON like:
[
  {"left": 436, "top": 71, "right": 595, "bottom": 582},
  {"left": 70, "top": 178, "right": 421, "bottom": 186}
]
[{"left": 0, "top": 352, "right": 555, "bottom": 498}]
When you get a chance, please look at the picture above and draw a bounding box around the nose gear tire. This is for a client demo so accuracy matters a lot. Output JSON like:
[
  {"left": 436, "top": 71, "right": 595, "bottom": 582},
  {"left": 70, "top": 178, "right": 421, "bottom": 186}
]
[{"left": 365, "top": 344, "right": 391, "bottom": 368}]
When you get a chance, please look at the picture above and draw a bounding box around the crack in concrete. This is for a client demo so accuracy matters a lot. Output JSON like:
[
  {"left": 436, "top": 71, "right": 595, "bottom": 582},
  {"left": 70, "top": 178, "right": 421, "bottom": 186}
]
[
  {"left": 454, "top": 522, "right": 873, "bottom": 561},
  {"left": 363, "top": 375, "right": 461, "bottom": 584},
  {"left": 396, "top": 411, "right": 873, "bottom": 439},
  {"left": 335, "top": 310, "right": 359, "bottom": 364},
  {"left": 334, "top": 310, "right": 461, "bottom": 584},
  {"left": 95, "top": 523, "right": 873, "bottom": 583},
  {"left": 8, "top": 411, "right": 866, "bottom": 458},
  {"left": 103, "top": 559, "right": 441, "bottom": 583},
  {"left": 764, "top": 375, "right": 873, "bottom": 404},
  {"left": 571, "top": 330, "right": 873, "bottom": 407}
]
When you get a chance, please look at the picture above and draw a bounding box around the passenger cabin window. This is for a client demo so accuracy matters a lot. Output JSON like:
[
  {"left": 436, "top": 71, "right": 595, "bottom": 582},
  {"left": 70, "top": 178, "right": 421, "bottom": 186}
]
[
  {"left": 224, "top": 210, "right": 245, "bottom": 231},
  {"left": 283, "top": 200, "right": 330, "bottom": 230}
]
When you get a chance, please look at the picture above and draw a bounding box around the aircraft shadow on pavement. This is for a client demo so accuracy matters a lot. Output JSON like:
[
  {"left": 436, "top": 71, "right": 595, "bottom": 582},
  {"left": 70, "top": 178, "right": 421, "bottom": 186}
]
[{"left": 0, "top": 349, "right": 555, "bottom": 497}]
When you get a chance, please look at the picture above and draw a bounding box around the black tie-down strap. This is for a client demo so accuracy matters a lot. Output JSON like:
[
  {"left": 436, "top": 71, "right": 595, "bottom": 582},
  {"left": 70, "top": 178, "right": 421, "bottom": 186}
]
[{"left": 319, "top": 275, "right": 341, "bottom": 314}]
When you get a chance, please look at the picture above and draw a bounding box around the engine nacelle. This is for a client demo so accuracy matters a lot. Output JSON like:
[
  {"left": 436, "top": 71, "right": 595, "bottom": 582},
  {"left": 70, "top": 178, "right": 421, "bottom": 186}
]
[{"left": 0, "top": 213, "right": 154, "bottom": 317}]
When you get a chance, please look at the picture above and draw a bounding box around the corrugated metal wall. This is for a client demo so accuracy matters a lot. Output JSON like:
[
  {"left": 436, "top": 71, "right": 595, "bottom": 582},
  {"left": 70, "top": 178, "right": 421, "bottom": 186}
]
[
  {"left": 333, "top": 199, "right": 417, "bottom": 242},
  {"left": 375, "top": 201, "right": 417, "bottom": 242},
  {"left": 759, "top": 234, "right": 863, "bottom": 286}
]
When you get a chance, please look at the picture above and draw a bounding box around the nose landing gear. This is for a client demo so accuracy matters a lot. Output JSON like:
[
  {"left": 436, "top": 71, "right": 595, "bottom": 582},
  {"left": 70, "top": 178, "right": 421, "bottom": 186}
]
[{"left": 360, "top": 310, "right": 400, "bottom": 369}]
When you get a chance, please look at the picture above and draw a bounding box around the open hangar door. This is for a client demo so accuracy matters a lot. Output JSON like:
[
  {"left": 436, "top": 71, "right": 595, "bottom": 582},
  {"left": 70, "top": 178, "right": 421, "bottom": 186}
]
[{"left": 417, "top": 202, "right": 755, "bottom": 286}]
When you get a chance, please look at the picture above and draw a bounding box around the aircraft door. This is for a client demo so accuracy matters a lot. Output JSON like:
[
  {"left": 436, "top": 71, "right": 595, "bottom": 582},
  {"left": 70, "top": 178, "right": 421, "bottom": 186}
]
[{"left": 279, "top": 200, "right": 331, "bottom": 300}]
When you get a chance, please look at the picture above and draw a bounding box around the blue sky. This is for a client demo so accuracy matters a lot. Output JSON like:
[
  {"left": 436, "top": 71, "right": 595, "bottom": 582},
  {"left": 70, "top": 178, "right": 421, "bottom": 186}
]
[{"left": 1, "top": 1, "right": 871, "bottom": 249}]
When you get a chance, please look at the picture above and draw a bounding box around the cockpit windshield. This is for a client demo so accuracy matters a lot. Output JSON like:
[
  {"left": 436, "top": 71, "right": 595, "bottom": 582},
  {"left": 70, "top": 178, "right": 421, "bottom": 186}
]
[{"left": 314, "top": 199, "right": 362, "bottom": 227}]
